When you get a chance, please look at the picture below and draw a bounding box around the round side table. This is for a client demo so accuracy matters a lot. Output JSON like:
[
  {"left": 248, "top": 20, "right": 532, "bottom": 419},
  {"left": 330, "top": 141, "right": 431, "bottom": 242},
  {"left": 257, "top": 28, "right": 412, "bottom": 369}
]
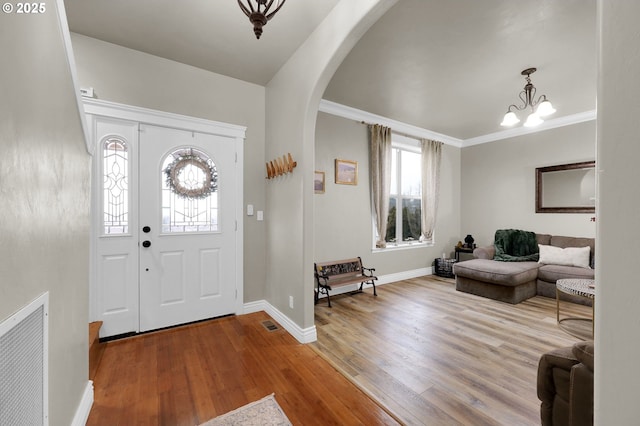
[{"left": 556, "top": 278, "right": 595, "bottom": 339}]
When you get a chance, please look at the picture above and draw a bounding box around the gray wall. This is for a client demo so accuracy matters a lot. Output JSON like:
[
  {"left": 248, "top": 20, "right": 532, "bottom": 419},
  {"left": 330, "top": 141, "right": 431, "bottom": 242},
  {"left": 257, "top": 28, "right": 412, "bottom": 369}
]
[
  {"left": 597, "top": 1, "right": 640, "bottom": 422},
  {"left": 264, "top": 0, "right": 398, "bottom": 330},
  {"left": 5, "top": 1, "right": 638, "bottom": 421},
  {"left": 0, "top": 2, "right": 90, "bottom": 424},
  {"left": 314, "top": 112, "right": 462, "bottom": 274},
  {"left": 460, "top": 121, "right": 596, "bottom": 247},
  {"left": 70, "top": 34, "right": 267, "bottom": 302}
]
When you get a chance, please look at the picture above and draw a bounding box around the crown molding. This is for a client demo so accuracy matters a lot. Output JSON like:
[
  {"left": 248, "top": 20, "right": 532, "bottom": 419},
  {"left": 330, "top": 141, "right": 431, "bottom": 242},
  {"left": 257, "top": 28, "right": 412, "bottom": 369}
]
[
  {"left": 318, "top": 99, "right": 463, "bottom": 147},
  {"left": 463, "top": 110, "right": 597, "bottom": 146},
  {"left": 319, "top": 99, "right": 596, "bottom": 148}
]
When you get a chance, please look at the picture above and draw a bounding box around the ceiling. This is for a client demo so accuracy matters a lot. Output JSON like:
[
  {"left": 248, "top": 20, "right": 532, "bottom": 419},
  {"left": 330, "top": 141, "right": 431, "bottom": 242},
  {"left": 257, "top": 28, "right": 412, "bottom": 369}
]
[{"left": 64, "top": 0, "right": 597, "bottom": 142}]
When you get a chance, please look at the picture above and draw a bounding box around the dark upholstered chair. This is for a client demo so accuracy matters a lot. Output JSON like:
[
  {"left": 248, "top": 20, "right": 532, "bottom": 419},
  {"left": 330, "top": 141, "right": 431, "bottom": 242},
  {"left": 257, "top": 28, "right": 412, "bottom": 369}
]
[{"left": 537, "top": 340, "right": 594, "bottom": 425}]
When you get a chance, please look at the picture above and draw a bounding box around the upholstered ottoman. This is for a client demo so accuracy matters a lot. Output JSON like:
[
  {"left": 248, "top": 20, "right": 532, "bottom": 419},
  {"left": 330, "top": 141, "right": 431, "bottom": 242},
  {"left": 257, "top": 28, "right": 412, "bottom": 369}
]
[{"left": 453, "top": 259, "right": 540, "bottom": 304}]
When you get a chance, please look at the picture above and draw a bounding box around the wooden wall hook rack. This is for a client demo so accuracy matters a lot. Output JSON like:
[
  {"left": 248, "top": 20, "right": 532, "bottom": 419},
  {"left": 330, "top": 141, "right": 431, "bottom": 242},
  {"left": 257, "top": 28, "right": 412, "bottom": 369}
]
[{"left": 266, "top": 153, "right": 297, "bottom": 179}]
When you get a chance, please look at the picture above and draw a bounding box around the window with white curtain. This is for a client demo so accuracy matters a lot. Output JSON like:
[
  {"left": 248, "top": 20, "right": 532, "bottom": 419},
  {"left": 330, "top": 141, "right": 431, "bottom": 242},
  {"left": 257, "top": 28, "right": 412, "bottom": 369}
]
[{"left": 384, "top": 136, "right": 422, "bottom": 246}]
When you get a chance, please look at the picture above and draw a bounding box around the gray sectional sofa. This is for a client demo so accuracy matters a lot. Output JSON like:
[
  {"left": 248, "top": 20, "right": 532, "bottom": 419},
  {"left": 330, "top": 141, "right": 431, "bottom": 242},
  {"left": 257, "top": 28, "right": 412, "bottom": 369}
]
[{"left": 453, "top": 233, "right": 594, "bottom": 305}]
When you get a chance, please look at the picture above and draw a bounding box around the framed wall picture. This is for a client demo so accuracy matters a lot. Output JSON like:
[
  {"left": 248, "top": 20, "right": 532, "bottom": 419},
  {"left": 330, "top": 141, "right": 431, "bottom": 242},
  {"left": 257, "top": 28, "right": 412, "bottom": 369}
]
[
  {"left": 335, "top": 159, "right": 358, "bottom": 185},
  {"left": 314, "top": 171, "right": 325, "bottom": 194}
]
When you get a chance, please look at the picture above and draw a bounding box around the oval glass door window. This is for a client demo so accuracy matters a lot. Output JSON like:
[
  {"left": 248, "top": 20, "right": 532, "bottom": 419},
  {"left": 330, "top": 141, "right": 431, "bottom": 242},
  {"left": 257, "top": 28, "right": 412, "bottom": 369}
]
[{"left": 162, "top": 148, "right": 218, "bottom": 233}]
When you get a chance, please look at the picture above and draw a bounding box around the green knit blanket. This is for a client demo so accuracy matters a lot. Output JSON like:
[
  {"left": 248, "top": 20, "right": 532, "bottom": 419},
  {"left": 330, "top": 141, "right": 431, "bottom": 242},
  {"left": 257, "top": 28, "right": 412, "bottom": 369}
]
[{"left": 493, "top": 229, "right": 539, "bottom": 262}]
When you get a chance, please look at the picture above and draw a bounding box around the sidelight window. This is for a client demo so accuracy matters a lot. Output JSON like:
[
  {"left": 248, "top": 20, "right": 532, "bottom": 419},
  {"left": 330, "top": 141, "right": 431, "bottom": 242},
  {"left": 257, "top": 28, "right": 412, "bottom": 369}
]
[{"left": 103, "top": 138, "right": 129, "bottom": 234}]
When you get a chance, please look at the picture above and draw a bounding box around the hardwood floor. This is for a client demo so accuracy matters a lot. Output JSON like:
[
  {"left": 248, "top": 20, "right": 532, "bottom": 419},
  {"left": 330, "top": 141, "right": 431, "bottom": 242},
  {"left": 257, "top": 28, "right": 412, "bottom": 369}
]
[
  {"left": 87, "top": 311, "right": 398, "bottom": 425},
  {"left": 87, "top": 276, "right": 591, "bottom": 426},
  {"left": 312, "top": 276, "right": 592, "bottom": 426}
]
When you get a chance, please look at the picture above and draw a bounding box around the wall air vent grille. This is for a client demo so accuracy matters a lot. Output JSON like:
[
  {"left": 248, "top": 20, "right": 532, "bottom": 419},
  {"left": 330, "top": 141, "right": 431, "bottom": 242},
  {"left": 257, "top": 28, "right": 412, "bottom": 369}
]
[{"left": 0, "top": 293, "right": 48, "bottom": 426}]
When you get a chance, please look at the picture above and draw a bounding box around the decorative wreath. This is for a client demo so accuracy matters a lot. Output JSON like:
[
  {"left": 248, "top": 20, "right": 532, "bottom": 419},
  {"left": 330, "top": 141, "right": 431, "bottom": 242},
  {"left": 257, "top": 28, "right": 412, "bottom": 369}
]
[{"left": 165, "top": 154, "right": 217, "bottom": 199}]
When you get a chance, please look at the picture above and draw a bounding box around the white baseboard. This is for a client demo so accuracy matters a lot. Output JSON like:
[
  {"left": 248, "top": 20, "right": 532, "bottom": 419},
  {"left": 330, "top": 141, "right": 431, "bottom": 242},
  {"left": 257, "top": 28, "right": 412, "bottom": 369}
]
[
  {"left": 242, "top": 300, "right": 266, "bottom": 315},
  {"left": 378, "top": 267, "right": 432, "bottom": 284},
  {"left": 243, "top": 300, "right": 317, "bottom": 344},
  {"left": 316, "top": 267, "right": 432, "bottom": 298},
  {"left": 242, "top": 268, "right": 431, "bottom": 344},
  {"left": 71, "top": 380, "right": 94, "bottom": 426}
]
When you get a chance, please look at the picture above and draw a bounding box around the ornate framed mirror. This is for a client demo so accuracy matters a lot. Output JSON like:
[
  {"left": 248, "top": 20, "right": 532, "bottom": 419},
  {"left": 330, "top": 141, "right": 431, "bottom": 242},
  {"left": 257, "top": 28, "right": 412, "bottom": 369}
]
[{"left": 535, "top": 161, "right": 596, "bottom": 213}]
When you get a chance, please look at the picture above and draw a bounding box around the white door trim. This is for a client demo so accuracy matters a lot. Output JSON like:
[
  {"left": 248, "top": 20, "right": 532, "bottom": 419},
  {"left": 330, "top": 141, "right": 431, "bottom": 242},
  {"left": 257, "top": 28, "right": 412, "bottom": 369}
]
[
  {"left": 83, "top": 98, "right": 246, "bottom": 144},
  {"left": 84, "top": 98, "right": 246, "bottom": 328}
]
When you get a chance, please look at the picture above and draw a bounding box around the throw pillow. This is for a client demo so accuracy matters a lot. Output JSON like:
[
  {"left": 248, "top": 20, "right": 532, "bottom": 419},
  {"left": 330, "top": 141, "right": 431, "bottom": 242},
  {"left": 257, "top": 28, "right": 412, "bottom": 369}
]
[{"left": 538, "top": 244, "right": 591, "bottom": 269}]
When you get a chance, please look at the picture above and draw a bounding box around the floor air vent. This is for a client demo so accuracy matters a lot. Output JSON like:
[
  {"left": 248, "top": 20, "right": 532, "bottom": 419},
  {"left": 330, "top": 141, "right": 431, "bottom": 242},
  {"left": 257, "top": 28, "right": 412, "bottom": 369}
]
[
  {"left": 261, "top": 320, "right": 279, "bottom": 332},
  {"left": 0, "top": 293, "right": 49, "bottom": 426}
]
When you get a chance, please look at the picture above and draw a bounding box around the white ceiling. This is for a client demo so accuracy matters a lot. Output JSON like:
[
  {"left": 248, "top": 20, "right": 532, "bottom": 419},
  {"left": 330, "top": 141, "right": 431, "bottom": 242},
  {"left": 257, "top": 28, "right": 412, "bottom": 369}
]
[
  {"left": 63, "top": 0, "right": 341, "bottom": 85},
  {"left": 64, "top": 0, "right": 597, "bottom": 142}
]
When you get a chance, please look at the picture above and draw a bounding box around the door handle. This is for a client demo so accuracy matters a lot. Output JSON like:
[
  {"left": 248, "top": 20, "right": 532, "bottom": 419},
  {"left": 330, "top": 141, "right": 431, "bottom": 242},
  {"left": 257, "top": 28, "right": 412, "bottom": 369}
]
[
  {"left": 142, "top": 240, "right": 151, "bottom": 248},
  {"left": 142, "top": 226, "right": 151, "bottom": 233}
]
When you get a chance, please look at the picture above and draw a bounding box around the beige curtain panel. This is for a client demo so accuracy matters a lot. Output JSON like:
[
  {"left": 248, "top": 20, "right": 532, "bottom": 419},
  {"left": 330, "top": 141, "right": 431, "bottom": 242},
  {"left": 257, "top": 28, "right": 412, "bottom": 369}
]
[
  {"left": 370, "top": 124, "right": 392, "bottom": 248},
  {"left": 420, "top": 139, "right": 443, "bottom": 243}
]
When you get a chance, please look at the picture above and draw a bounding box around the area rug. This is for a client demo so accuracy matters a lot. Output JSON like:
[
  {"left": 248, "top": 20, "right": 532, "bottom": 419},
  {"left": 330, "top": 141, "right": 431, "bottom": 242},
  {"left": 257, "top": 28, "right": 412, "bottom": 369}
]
[{"left": 199, "top": 393, "right": 292, "bottom": 426}]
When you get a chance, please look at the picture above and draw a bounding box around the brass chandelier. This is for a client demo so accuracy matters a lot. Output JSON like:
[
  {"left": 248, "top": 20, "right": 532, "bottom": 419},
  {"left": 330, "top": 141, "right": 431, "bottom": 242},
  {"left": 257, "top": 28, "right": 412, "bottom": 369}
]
[
  {"left": 238, "top": 0, "right": 286, "bottom": 39},
  {"left": 500, "top": 67, "right": 556, "bottom": 128}
]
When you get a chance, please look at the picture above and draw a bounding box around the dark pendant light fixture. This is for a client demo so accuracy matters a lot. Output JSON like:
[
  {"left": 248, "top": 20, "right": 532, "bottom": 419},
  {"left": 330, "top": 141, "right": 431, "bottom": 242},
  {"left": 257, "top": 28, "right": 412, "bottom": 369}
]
[
  {"left": 238, "top": 0, "right": 286, "bottom": 39},
  {"left": 500, "top": 67, "right": 556, "bottom": 128}
]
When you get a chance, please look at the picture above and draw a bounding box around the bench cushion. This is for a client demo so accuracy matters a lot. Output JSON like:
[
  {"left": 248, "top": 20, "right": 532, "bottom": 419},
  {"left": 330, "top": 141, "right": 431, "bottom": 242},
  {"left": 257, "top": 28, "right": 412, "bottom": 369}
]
[{"left": 453, "top": 259, "right": 540, "bottom": 286}]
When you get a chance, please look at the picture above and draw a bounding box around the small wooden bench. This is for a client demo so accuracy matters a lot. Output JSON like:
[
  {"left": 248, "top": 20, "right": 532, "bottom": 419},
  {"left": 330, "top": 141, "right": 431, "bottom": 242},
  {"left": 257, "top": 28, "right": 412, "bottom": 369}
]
[{"left": 314, "top": 257, "right": 378, "bottom": 307}]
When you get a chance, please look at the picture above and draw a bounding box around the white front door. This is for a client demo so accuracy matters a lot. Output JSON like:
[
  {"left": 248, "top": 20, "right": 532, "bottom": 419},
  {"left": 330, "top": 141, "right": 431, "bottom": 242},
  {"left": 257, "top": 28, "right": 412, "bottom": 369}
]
[
  {"left": 138, "top": 124, "right": 237, "bottom": 332},
  {"left": 89, "top": 108, "right": 242, "bottom": 338}
]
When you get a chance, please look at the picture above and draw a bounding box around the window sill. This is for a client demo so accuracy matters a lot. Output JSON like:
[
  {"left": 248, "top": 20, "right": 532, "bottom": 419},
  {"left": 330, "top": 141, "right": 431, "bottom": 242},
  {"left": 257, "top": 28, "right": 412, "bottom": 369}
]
[{"left": 372, "top": 241, "right": 434, "bottom": 253}]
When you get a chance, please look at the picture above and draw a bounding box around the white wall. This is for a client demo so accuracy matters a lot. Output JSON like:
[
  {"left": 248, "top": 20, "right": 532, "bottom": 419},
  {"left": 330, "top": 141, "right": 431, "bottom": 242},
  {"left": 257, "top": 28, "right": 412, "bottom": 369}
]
[
  {"left": 70, "top": 34, "right": 268, "bottom": 302},
  {"left": 461, "top": 121, "right": 596, "bottom": 247},
  {"left": 0, "top": 1, "right": 90, "bottom": 424},
  {"left": 314, "top": 112, "right": 461, "bottom": 274},
  {"left": 596, "top": 1, "right": 640, "bottom": 422}
]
